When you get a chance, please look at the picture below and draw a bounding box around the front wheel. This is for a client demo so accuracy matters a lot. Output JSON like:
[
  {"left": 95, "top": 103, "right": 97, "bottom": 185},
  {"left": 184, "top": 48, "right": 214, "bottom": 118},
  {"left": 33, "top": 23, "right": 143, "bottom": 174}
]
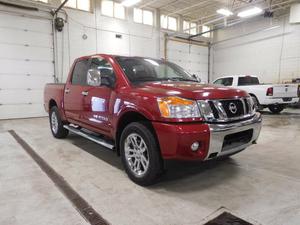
[
  {"left": 251, "top": 95, "right": 263, "bottom": 111},
  {"left": 268, "top": 104, "right": 285, "bottom": 114},
  {"left": 120, "top": 122, "right": 163, "bottom": 186},
  {"left": 49, "top": 106, "right": 69, "bottom": 138}
]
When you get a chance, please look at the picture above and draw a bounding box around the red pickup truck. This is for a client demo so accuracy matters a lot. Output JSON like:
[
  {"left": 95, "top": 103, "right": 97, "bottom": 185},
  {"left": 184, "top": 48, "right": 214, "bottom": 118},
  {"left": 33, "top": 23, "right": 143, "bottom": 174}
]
[{"left": 44, "top": 54, "right": 262, "bottom": 185}]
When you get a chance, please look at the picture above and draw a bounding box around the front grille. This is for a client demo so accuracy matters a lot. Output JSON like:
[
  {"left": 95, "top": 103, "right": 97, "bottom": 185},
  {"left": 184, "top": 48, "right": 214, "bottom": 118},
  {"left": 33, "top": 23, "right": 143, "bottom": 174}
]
[
  {"left": 198, "top": 97, "right": 255, "bottom": 123},
  {"left": 220, "top": 99, "right": 244, "bottom": 118}
]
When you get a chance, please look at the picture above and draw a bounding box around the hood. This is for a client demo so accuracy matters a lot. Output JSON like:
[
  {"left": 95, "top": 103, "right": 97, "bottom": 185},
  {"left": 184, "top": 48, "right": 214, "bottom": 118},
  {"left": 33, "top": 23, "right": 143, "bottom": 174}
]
[{"left": 132, "top": 81, "right": 249, "bottom": 100}]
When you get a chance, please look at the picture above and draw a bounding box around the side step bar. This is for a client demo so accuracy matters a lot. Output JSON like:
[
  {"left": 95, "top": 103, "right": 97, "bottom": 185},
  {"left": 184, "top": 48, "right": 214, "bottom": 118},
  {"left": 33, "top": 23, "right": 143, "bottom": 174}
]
[{"left": 63, "top": 125, "right": 115, "bottom": 150}]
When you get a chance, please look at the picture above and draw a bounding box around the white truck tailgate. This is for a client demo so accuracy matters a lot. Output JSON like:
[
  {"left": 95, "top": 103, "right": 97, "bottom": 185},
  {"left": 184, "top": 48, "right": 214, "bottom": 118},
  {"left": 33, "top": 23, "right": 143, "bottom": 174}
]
[{"left": 273, "top": 84, "right": 298, "bottom": 98}]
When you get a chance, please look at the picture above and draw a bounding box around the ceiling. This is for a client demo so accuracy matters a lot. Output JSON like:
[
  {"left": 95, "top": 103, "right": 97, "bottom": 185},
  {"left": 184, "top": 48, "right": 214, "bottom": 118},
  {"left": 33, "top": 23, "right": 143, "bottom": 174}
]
[{"left": 137, "top": 0, "right": 297, "bottom": 26}]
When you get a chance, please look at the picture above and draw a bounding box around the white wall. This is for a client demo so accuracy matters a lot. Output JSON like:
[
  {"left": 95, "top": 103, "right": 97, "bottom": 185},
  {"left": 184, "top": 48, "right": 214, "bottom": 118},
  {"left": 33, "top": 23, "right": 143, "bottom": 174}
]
[
  {"left": 162, "top": 40, "right": 209, "bottom": 83},
  {"left": 56, "top": 1, "right": 161, "bottom": 82},
  {"left": 211, "top": 15, "right": 300, "bottom": 83},
  {"left": 52, "top": 0, "right": 210, "bottom": 82}
]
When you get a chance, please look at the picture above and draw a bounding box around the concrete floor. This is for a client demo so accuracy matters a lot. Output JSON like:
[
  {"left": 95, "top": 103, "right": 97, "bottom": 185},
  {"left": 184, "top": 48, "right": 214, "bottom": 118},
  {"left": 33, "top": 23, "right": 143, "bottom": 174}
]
[{"left": 0, "top": 108, "right": 300, "bottom": 225}]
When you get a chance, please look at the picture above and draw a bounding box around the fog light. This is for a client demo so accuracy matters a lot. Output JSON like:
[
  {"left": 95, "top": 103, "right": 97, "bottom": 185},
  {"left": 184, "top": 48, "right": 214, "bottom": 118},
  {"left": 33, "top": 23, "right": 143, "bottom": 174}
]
[{"left": 191, "top": 142, "right": 199, "bottom": 151}]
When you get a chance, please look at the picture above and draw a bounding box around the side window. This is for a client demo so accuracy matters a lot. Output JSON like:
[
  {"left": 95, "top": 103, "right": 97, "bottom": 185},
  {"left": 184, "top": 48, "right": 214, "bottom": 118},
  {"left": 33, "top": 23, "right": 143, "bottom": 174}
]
[
  {"left": 238, "top": 77, "right": 259, "bottom": 86},
  {"left": 214, "top": 78, "right": 223, "bottom": 85},
  {"left": 214, "top": 78, "right": 233, "bottom": 86},
  {"left": 90, "top": 57, "right": 115, "bottom": 78},
  {"left": 71, "top": 59, "right": 89, "bottom": 85}
]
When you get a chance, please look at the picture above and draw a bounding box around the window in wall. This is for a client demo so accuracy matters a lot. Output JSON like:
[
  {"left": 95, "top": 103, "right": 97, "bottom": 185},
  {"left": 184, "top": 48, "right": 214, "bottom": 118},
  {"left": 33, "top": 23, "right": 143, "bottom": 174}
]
[
  {"left": 160, "top": 15, "right": 177, "bottom": 31},
  {"left": 202, "top": 25, "right": 211, "bottom": 38},
  {"left": 101, "top": 0, "right": 125, "bottom": 19},
  {"left": 160, "top": 15, "right": 168, "bottom": 29},
  {"left": 168, "top": 16, "right": 177, "bottom": 31},
  {"left": 143, "top": 10, "right": 153, "bottom": 25},
  {"left": 134, "top": 8, "right": 153, "bottom": 26},
  {"left": 101, "top": 0, "right": 113, "bottom": 17},
  {"left": 183, "top": 20, "right": 190, "bottom": 34},
  {"left": 114, "top": 3, "right": 125, "bottom": 19},
  {"left": 63, "top": 0, "right": 91, "bottom": 11},
  {"left": 183, "top": 21, "right": 197, "bottom": 35},
  {"left": 190, "top": 22, "right": 197, "bottom": 35}
]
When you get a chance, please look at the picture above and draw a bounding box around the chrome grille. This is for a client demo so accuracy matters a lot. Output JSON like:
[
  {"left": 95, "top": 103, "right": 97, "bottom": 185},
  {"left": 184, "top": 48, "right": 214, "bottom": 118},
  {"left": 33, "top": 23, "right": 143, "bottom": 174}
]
[{"left": 198, "top": 97, "right": 255, "bottom": 122}]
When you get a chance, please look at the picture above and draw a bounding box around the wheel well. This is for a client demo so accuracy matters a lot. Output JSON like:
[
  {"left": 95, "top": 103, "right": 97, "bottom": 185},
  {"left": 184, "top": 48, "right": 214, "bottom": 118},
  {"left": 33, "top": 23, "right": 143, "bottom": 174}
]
[
  {"left": 115, "top": 111, "right": 158, "bottom": 155},
  {"left": 49, "top": 99, "right": 57, "bottom": 110},
  {"left": 249, "top": 93, "right": 260, "bottom": 104}
]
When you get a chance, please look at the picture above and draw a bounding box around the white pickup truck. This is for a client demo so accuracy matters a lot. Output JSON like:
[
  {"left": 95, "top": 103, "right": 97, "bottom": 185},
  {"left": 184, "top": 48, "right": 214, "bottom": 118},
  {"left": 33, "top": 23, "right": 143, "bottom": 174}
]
[{"left": 213, "top": 75, "right": 300, "bottom": 114}]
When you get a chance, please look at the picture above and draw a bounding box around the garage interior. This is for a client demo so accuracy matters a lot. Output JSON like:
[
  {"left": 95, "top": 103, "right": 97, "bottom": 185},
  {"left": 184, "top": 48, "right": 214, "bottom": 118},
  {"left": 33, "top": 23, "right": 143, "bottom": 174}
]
[{"left": 0, "top": 0, "right": 300, "bottom": 224}]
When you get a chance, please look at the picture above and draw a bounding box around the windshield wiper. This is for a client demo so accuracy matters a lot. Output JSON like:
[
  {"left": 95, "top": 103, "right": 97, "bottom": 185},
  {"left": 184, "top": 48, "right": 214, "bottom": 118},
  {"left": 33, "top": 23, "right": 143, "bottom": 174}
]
[
  {"left": 166, "top": 77, "right": 198, "bottom": 82},
  {"left": 131, "top": 78, "right": 165, "bottom": 83}
]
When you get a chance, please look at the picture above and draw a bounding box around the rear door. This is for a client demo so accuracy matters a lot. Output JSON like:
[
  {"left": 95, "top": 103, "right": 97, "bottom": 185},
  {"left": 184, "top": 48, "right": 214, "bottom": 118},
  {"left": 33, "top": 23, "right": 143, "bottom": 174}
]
[{"left": 64, "top": 59, "right": 90, "bottom": 122}]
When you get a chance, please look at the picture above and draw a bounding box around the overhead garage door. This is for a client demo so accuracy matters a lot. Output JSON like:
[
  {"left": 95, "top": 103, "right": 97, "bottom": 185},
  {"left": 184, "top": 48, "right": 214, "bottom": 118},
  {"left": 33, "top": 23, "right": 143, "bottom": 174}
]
[
  {"left": 167, "top": 40, "right": 208, "bottom": 83},
  {"left": 0, "top": 12, "right": 54, "bottom": 120}
]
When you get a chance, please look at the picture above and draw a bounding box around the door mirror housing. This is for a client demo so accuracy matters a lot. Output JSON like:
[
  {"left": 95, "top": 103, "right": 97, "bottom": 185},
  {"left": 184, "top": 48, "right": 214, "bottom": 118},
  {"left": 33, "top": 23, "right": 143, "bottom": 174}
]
[
  {"left": 87, "top": 69, "right": 115, "bottom": 88},
  {"left": 192, "top": 74, "right": 201, "bottom": 83}
]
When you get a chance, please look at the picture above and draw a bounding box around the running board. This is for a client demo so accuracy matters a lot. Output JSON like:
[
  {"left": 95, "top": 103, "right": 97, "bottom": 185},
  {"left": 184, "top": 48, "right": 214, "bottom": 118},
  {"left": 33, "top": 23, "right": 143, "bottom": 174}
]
[{"left": 63, "top": 125, "right": 115, "bottom": 150}]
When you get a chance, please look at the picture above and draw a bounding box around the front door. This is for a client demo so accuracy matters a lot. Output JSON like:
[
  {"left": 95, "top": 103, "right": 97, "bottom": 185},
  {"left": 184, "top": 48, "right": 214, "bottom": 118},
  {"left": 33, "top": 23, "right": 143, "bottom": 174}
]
[{"left": 81, "top": 56, "right": 116, "bottom": 135}]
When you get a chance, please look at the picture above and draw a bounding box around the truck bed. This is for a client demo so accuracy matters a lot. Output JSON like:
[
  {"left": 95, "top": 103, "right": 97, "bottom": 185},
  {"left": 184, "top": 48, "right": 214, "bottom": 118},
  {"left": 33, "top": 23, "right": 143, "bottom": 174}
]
[{"left": 44, "top": 83, "right": 65, "bottom": 112}]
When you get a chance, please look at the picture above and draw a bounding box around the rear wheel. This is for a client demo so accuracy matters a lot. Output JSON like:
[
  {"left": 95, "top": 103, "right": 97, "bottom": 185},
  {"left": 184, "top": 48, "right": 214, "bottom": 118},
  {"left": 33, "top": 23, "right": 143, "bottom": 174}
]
[
  {"left": 268, "top": 104, "right": 285, "bottom": 114},
  {"left": 120, "top": 122, "right": 163, "bottom": 186},
  {"left": 49, "top": 106, "right": 69, "bottom": 138}
]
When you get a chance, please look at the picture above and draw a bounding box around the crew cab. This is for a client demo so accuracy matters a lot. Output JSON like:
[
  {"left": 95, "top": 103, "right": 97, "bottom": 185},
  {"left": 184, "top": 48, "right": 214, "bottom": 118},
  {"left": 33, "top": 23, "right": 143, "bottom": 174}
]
[
  {"left": 213, "top": 75, "right": 300, "bottom": 113},
  {"left": 44, "top": 54, "right": 262, "bottom": 185}
]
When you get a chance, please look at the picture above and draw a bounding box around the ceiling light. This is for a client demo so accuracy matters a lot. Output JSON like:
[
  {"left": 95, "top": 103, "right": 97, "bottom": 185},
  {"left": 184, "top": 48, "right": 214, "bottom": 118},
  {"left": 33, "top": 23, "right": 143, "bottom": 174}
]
[
  {"left": 121, "top": 0, "right": 141, "bottom": 7},
  {"left": 238, "top": 7, "right": 263, "bottom": 18},
  {"left": 216, "top": 8, "right": 233, "bottom": 16}
]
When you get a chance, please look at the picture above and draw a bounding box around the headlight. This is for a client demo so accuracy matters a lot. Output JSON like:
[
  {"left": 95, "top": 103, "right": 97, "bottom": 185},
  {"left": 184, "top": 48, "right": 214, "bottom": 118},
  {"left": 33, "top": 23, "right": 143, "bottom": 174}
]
[
  {"left": 197, "top": 100, "right": 215, "bottom": 121},
  {"left": 157, "top": 97, "right": 201, "bottom": 118}
]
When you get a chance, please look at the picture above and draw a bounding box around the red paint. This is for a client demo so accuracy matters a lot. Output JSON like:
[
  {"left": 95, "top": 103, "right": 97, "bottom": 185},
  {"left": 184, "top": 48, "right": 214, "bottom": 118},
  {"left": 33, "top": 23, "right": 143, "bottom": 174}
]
[{"left": 44, "top": 54, "right": 249, "bottom": 160}]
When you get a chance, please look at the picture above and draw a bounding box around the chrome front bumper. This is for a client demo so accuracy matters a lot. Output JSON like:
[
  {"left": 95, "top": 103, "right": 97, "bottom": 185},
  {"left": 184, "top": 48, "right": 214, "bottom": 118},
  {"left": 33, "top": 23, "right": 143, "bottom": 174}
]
[{"left": 205, "top": 113, "right": 262, "bottom": 160}]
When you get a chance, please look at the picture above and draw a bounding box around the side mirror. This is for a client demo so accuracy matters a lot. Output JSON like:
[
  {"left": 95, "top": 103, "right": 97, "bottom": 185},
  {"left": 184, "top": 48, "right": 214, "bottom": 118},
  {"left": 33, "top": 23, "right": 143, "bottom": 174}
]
[
  {"left": 192, "top": 74, "right": 201, "bottom": 83},
  {"left": 87, "top": 68, "right": 115, "bottom": 88},
  {"left": 87, "top": 69, "right": 101, "bottom": 86}
]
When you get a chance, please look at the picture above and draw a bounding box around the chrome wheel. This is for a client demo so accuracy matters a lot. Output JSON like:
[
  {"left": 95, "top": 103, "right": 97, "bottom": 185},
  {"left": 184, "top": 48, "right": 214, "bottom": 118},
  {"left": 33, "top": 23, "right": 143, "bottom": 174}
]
[
  {"left": 51, "top": 111, "right": 58, "bottom": 134},
  {"left": 124, "top": 133, "right": 149, "bottom": 177},
  {"left": 251, "top": 96, "right": 259, "bottom": 111}
]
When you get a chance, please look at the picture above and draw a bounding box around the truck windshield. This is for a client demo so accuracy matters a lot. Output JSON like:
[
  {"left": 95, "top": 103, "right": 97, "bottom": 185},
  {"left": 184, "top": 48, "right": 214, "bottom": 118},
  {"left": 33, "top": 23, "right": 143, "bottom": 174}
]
[
  {"left": 238, "top": 76, "right": 260, "bottom": 86},
  {"left": 115, "top": 56, "right": 197, "bottom": 83}
]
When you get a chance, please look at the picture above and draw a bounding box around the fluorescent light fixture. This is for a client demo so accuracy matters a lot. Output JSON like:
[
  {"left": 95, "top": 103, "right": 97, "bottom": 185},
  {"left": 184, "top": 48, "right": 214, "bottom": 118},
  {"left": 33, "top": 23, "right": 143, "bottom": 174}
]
[
  {"left": 216, "top": 8, "right": 233, "bottom": 16},
  {"left": 121, "top": 0, "right": 141, "bottom": 7},
  {"left": 238, "top": 7, "right": 263, "bottom": 18}
]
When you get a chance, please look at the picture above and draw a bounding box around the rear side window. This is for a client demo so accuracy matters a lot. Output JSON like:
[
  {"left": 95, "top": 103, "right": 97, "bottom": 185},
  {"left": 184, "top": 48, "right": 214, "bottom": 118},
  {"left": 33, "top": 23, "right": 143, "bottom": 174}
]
[
  {"left": 71, "top": 59, "right": 89, "bottom": 85},
  {"left": 238, "top": 77, "right": 259, "bottom": 86},
  {"left": 214, "top": 77, "right": 233, "bottom": 86}
]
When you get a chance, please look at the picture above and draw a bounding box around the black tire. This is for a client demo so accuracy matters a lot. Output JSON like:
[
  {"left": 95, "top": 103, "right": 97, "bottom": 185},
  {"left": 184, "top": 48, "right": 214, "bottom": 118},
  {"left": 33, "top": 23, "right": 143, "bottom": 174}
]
[
  {"left": 251, "top": 95, "right": 262, "bottom": 111},
  {"left": 268, "top": 104, "right": 285, "bottom": 114},
  {"left": 49, "top": 106, "right": 69, "bottom": 138},
  {"left": 120, "top": 122, "right": 163, "bottom": 186}
]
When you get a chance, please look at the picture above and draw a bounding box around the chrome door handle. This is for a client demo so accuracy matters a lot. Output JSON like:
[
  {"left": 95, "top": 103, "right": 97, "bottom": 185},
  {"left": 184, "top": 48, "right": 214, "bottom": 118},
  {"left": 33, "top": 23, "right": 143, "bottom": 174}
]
[
  {"left": 65, "top": 89, "right": 70, "bottom": 94},
  {"left": 81, "top": 91, "right": 88, "bottom": 96}
]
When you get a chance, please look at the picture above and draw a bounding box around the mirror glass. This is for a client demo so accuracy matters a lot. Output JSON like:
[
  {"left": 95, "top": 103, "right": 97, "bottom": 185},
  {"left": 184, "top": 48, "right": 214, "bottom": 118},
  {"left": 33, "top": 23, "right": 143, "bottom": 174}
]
[{"left": 87, "top": 69, "right": 101, "bottom": 86}]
